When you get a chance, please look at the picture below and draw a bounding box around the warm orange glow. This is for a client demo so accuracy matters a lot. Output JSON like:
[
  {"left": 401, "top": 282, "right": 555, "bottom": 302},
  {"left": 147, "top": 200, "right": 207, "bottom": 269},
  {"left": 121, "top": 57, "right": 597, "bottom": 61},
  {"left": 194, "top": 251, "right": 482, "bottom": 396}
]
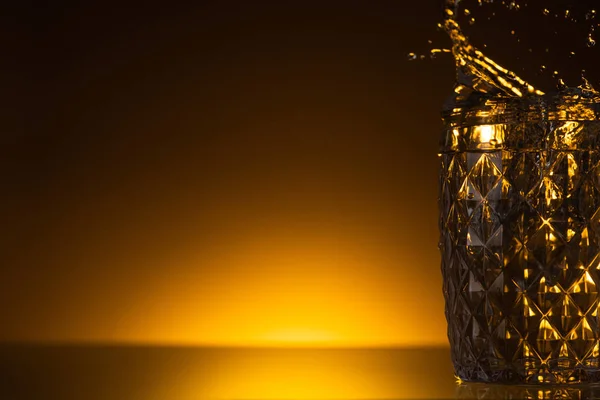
[
  {"left": 170, "top": 348, "right": 455, "bottom": 399},
  {"left": 8, "top": 230, "right": 446, "bottom": 347},
  {"left": 472, "top": 124, "right": 504, "bottom": 147},
  {"left": 107, "top": 233, "right": 447, "bottom": 347},
  {"left": 259, "top": 328, "right": 341, "bottom": 344},
  {"left": 478, "top": 125, "right": 494, "bottom": 143},
  {"left": 5, "top": 347, "right": 456, "bottom": 399}
]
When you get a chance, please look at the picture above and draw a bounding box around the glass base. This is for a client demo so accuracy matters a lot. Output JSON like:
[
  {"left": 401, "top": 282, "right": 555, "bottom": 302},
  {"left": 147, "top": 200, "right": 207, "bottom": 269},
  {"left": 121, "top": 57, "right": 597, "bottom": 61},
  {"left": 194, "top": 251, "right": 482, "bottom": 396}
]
[
  {"left": 455, "top": 364, "right": 600, "bottom": 384},
  {"left": 456, "top": 381, "right": 600, "bottom": 400}
]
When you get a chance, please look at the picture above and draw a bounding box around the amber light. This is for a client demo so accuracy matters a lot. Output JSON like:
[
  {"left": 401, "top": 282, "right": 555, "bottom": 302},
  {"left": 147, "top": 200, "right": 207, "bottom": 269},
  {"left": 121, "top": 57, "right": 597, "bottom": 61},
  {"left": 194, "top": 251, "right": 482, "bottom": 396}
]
[
  {"left": 102, "top": 233, "right": 447, "bottom": 347},
  {"left": 142, "top": 348, "right": 455, "bottom": 399}
]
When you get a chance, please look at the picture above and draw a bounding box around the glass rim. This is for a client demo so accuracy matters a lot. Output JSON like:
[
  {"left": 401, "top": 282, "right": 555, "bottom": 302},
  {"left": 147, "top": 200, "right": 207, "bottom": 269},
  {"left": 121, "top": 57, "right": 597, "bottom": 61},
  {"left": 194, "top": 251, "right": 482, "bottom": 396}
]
[{"left": 442, "top": 93, "right": 600, "bottom": 128}]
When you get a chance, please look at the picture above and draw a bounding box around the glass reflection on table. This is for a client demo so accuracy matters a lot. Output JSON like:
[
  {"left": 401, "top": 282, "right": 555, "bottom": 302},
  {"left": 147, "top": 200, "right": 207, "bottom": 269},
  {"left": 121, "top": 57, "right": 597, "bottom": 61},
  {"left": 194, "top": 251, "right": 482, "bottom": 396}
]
[{"left": 2, "top": 345, "right": 600, "bottom": 399}]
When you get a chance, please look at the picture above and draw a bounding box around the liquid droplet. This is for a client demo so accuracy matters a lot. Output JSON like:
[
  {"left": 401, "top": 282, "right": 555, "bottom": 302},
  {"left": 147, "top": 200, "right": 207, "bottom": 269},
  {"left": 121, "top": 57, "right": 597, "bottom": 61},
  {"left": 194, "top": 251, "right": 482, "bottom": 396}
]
[
  {"left": 580, "top": 70, "right": 597, "bottom": 93},
  {"left": 543, "top": 8, "right": 550, "bottom": 16},
  {"left": 430, "top": 48, "right": 451, "bottom": 59},
  {"left": 407, "top": 52, "right": 417, "bottom": 61},
  {"left": 469, "top": 17, "right": 476, "bottom": 25},
  {"left": 588, "top": 35, "right": 596, "bottom": 47},
  {"left": 464, "top": 9, "right": 471, "bottom": 16},
  {"left": 586, "top": 10, "right": 597, "bottom": 20}
]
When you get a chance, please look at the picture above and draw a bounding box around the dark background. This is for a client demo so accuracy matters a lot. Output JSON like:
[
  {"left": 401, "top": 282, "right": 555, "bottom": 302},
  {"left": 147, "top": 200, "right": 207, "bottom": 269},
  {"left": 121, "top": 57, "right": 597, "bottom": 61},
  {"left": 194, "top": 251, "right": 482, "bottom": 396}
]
[{"left": 1, "top": 0, "right": 595, "bottom": 346}]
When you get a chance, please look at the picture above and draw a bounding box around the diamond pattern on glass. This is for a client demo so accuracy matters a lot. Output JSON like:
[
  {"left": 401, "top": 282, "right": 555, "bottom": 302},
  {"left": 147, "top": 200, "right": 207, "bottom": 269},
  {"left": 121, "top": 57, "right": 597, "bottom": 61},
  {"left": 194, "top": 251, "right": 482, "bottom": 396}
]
[{"left": 440, "top": 121, "right": 600, "bottom": 384}]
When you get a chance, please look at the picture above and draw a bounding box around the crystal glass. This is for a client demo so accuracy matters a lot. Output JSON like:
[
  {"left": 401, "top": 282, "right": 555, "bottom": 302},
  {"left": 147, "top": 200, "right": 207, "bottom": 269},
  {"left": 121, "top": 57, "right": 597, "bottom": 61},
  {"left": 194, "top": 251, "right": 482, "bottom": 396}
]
[{"left": 439, "top": 95, "right": 600, "bottom": 384}]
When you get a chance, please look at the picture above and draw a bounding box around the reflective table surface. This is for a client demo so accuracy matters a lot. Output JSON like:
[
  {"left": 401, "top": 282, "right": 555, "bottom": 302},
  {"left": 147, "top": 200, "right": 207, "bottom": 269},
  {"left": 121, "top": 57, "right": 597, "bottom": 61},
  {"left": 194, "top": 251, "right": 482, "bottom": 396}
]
[{"left": 2, "top": 345, "right": 600, "bottom": 399}]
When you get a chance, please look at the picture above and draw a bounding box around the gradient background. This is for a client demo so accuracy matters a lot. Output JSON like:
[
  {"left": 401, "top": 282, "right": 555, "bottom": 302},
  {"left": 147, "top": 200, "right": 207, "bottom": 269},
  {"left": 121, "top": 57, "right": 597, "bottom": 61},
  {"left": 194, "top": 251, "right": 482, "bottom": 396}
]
[{"left": 2, "top": 1, "right": 597, "bottom": 348}]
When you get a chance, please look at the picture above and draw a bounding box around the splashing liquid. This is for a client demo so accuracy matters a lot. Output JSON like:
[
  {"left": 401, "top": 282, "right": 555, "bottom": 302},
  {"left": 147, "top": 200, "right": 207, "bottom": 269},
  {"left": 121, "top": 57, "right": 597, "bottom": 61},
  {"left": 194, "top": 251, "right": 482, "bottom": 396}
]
[
  {"left": 442, "top": 0, "right": 543, "bottom": 98},
  {"left": 440, "top": 0, "right": 600, "bottom": 110}
]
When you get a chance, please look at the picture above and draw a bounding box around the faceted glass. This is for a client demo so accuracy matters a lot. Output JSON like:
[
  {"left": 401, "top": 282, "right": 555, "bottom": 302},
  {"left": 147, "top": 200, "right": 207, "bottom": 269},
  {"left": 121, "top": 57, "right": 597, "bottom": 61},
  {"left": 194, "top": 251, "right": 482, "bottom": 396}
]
[{"left": 439, "top": 97, "right": 600, "bottom": 384}]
